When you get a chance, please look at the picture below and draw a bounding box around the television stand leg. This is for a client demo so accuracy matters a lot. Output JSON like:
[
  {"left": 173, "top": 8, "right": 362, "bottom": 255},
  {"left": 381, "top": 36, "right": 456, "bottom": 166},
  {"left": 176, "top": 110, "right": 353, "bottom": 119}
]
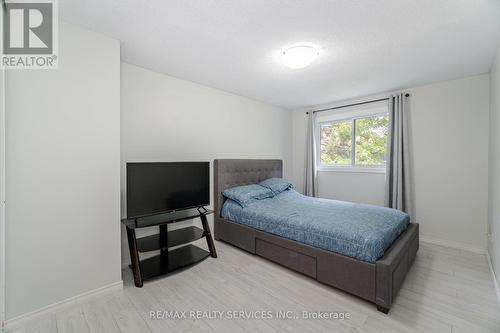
[
  {"left": 126, "top": 226, "right": 143, "bottom": 287},
  {"left": 200, "top": 215, "right": 217, "bottom": 258},
  {"left": 159, "top": 225, "right": 168, "bottom": 255}
]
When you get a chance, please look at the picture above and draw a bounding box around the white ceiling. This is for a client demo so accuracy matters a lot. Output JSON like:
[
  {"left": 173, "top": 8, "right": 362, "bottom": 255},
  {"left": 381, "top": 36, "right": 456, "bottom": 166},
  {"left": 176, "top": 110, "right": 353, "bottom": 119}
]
[{"left": 60, "top": 0, "right": 500, "bottom": 109}]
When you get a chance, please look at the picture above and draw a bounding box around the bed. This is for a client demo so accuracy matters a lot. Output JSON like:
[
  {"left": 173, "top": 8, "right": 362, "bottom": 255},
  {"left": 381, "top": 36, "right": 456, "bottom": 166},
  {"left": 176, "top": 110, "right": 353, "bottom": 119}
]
[{"left": 214, "top": 159, "right": 419, "bottom": 313}]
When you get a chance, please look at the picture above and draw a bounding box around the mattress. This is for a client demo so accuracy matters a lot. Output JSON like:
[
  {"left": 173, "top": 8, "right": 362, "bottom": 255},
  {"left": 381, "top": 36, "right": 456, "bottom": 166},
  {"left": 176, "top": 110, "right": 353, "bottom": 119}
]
[{"left": 221, "top": 190, "right": 410, "bottom": 263}]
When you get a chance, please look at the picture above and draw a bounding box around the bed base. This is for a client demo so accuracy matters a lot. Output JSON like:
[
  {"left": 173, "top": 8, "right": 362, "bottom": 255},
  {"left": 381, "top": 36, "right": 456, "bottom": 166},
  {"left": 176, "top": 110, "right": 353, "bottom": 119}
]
[
  {"left": 215, "top": 217, "right": 418, "bottom": 313},
  {"left": 214, "top": 159, "right": 419, "bottom": 313}
]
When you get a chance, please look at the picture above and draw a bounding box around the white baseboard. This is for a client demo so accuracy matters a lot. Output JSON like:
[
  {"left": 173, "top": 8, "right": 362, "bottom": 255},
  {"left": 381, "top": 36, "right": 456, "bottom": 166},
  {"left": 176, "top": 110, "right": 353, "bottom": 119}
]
[
  {"left": 5, "top": 280, "right": 123, "bottom": 331},
  {"left": 486, "top": 251, "right": 500, "bottom": 307},
  {"left": 420, "top": 236, "right": 486, "bottom": 254}
]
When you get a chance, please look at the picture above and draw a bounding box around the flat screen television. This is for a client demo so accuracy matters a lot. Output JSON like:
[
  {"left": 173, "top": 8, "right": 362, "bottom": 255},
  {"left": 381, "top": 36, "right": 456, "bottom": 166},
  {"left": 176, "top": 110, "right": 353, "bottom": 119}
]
[{"left": 126, "top": 162, "right": 209, "bottom": 219}]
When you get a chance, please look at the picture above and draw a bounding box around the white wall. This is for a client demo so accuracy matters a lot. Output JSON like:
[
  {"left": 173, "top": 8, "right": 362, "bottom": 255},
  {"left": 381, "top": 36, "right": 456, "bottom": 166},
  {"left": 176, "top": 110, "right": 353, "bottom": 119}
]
[
  {"left": 489, "top": 42, "right": 500, "bottom": 289},
  {"left": 292, "top": 74, "right": 490, "bottom": 252},
  {"left": 5, "top": 23, "right": 121, "bottom": 320},
  {"left": 120, "top": 63, "right": 292, "bottom": 266},
  {"left": 0, "top": 4, "right": 5, "bottom": 328},
  {"left": 409, "top": 75, "right": 489, "bottom": 251},
  {"left": 317, "top": 172, "right": 385, "bottom": 206}
]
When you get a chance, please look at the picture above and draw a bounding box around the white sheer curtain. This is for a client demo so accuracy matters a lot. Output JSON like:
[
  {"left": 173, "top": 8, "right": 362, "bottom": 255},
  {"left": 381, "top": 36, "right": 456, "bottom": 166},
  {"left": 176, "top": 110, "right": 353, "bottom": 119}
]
[
  {"left": 304, "top": 112, "right": 318, "bottom": 197},
  {"left": 385, "top": 93, "right": 412, "bottom": 217}
]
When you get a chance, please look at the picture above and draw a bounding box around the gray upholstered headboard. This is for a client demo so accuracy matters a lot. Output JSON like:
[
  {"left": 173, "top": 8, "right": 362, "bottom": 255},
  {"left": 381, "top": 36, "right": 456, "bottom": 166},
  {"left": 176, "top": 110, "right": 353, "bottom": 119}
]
[{"left": 213, "top": 159, "right": 283, "bottom": 219}]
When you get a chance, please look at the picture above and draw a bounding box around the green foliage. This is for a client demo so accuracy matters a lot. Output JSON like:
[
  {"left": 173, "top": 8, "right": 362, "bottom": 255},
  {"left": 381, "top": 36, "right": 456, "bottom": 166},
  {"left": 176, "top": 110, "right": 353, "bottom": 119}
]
[
  {"left": 320, "top": 116, "right": 388, "bottom": 166},
  {"left": 320, "top": 121, "right": 351, "bottom": 165},
  {"left": 355, "top": 116, "right": 389, "bottom": 165}
]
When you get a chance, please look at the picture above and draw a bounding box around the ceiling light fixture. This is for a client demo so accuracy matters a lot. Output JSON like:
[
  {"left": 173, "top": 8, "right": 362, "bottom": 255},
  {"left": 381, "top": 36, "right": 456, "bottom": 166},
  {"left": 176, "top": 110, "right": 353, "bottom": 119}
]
[{"left": 282, "top": 45, "right": 319, "bottom": 69}]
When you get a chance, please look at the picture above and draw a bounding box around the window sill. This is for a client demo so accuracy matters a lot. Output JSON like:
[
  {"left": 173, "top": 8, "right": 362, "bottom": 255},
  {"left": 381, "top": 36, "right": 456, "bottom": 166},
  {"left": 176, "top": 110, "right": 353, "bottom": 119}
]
[{"left": 317, "top": 166, "right": 386, "bottom": 174}]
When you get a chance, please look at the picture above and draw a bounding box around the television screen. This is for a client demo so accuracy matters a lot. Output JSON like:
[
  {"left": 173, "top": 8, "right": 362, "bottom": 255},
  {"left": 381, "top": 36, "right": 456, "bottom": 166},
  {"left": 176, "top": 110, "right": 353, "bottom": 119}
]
[{"left": 126, "top": 162, "right": 209, "bottom": 219}]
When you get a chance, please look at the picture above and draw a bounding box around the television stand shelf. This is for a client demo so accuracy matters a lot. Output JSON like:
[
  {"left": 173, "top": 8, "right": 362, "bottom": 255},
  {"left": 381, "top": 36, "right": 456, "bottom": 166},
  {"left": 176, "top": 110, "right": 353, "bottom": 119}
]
[{"left": 122, "top": 208, "right": 217, "bottom": 287}]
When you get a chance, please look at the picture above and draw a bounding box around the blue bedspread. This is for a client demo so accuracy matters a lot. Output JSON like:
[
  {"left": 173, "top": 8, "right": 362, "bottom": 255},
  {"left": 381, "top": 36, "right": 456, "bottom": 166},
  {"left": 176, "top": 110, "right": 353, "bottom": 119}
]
[{"left": 221, "top": 190, "right": 410, "bottom": 263}]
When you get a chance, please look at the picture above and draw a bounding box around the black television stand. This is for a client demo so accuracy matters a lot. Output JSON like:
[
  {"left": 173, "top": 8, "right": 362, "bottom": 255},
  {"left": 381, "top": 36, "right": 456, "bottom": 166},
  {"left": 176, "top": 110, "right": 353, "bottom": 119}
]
[{"left": 122, "top": 208, "right": 217, "bottom": 287}]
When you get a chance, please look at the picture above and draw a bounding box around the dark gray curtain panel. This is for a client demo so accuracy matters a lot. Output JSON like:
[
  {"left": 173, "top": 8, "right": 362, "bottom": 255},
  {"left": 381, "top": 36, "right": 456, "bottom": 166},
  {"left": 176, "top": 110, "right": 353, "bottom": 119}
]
[
  {"left": 304, "top": 112, "right": 318, "bottom": 197},
  {"left": 385, "top": 93, "right": 412, "bottom": 217}
]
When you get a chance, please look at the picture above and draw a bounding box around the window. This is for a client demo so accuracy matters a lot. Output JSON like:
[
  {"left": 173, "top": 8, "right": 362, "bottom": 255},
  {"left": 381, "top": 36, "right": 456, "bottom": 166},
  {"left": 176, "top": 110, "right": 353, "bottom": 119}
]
[{"left": 317, "top": 104, "right": 389, "bottom": 171}]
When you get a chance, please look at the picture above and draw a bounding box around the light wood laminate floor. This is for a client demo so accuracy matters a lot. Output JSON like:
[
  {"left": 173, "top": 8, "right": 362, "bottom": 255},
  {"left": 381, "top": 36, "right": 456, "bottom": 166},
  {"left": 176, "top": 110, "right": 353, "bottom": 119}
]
[{"left": 8, "top": 240, "right": 500, "bottom": 333}]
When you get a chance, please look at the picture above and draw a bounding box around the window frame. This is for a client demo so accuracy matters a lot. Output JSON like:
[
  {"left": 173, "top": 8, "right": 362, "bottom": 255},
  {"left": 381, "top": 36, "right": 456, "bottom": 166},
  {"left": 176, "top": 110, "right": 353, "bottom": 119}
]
[{"left": 316, "top": 111, "right": 389, "bottom": 173}]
